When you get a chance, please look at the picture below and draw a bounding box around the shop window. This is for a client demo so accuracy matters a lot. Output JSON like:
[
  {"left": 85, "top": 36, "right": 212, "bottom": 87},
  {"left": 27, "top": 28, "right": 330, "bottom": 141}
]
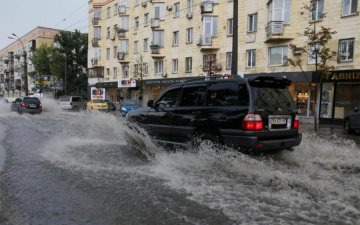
[
  {"left": 320, "top": 82, "right": 334, "bottom": 118},
  {"left": 334, "top": 82, "right": 360, "bottom": 119}
]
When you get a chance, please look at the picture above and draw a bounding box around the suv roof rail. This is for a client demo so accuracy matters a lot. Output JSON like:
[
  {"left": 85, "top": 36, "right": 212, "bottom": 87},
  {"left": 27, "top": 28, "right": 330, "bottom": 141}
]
[{"left": 184, "top": 74, "right": 242, "bottom": 83}]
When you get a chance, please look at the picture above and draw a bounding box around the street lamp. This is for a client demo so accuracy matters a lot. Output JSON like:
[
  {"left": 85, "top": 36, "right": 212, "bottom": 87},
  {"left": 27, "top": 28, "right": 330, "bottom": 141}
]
[{"left": 8, "top": 33, "right": 28, "bottom": 96}]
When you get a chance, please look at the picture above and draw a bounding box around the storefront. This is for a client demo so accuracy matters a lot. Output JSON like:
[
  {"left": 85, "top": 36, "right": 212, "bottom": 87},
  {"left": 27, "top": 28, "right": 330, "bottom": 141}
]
[
  {"left": 92, "top": 79, "right": 141, "bottom": 103},
  {"left": 320, "top": 70, "right": 360, "bottom": 124}
]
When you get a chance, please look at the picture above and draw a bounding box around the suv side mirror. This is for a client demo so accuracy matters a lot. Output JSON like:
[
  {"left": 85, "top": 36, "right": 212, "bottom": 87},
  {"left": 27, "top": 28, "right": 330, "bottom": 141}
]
[{"left": 147, "top": 100, "right": 154, "bottom": 107}]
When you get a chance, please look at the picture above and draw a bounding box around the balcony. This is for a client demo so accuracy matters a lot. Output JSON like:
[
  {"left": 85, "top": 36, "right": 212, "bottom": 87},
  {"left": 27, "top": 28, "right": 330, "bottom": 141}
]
[
  {"left": 197, "top": 35, "right": 219, "bottom": 51},
  {"left": 150, "top": 44, "right": 160, "bottom": 54},
  {"left": 118, "top": 5, "right": 127, "bottom": 14},
  {"left": 88, "top": 67, "right": 104, "bottom": 78},
  {"left": 201, "top": 1, "right": 213, "bottom": 13},
  {"left": 265, "top": 21, "right": 294, "bottom": 43},
  {"left": 91, "top": 58, "right": 101, "bottom": 66},
  {"left": 151, "top": 18, "right": 160, "bottom": 29},
  {"left": 117, "top": 52, "right": 129, "bottom": 63},
  {"left": 4, "top": 58, "right": 9, "bottom": 64},
  {"left": 91, "top": 38, "right": 100, "bottom": 47},
  {"left": 116, "top": 27, "right": 128, "bottom": 38},
  {"left": 92, "top": 17, "right": 101, "bottom": 26}
]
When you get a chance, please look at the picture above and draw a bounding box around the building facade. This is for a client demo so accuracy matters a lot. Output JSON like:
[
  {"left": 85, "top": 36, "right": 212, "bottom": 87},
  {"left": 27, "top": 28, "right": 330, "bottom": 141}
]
[
  {"left": 88, "top": 0, "right": 360, "bottom": 123},
  {"left": 0, "top": 26, "right": 60, "bottom": 97}
]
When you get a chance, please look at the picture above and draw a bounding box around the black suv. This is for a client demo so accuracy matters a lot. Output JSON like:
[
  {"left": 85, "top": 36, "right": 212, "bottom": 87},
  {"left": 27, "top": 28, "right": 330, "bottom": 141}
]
[{"left": 126, "top": 76, "right": 302, "bottom": 153}]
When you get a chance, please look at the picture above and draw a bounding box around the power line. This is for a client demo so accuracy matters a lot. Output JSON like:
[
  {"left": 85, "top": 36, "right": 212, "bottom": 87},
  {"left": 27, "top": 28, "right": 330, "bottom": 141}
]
[{"left": 53, "top": 2, "right": 88, "bottom": 29}]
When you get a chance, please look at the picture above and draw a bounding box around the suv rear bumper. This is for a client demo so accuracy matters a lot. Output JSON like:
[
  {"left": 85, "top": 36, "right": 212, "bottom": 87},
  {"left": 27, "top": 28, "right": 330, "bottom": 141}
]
[{"left": 223, "top": 133, "right": 302, "bottom": 152}]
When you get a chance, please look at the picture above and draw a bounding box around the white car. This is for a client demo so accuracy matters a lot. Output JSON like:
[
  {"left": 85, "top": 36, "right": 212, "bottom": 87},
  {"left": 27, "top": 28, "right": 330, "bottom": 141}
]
[{"left": 58, "top": 96, "right": 85, "bottom": 111}]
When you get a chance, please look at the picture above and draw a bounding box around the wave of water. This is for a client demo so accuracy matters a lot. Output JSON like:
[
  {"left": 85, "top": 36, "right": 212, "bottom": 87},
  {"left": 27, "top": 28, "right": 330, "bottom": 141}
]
[{"left": 38, "top": 112, "right": 360, "bottom": 225}]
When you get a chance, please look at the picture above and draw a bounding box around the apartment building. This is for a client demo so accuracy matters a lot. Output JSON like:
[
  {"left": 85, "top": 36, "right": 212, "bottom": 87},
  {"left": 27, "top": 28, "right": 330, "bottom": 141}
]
[
  {"left": 0, "top": 26, "right": 60, "bottom": 97},
  {"left": 88, "top": 0, "right": 360, "bottom": 123}
]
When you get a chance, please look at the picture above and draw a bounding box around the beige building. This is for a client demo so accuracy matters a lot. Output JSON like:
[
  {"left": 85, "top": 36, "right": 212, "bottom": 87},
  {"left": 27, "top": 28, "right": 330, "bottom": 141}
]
[
  {"left": 0, "top": 26, "right": 60, "bottom": 97},
  {"left": 88, "top": 0, "right": 360, "bottom": 123}
]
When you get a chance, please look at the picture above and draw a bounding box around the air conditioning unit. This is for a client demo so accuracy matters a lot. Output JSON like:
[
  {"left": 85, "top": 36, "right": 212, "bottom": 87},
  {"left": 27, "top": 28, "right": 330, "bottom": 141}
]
[
  {"left": 167, "top": 5, "right": 173, "bottom": 11},
  {"left": 142, "top": 1, "right": 147, "bottom": 7},
  {"left": 186, "top": 12, "right": 193, "bottom": 19}
]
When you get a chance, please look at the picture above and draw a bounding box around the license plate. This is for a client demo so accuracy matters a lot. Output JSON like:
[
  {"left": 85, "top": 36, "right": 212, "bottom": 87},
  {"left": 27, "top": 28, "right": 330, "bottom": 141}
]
[
  {"left": 29, "top": 104, "right": 37, "bottom": 108},
  {"left": 270, "top": 118, "right": 287, "bottom": 124}
]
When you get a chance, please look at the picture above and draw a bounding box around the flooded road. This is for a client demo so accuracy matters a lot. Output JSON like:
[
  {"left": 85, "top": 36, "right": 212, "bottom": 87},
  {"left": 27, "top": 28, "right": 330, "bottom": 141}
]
[{"left": 0, "top": 100, "right": 359, "bottom": 225}]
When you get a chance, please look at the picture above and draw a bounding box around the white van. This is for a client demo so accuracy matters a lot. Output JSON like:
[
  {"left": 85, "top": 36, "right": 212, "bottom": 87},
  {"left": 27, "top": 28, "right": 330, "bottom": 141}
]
[{"left": 58, "top": 96, "right": 85, "bottom": 111}]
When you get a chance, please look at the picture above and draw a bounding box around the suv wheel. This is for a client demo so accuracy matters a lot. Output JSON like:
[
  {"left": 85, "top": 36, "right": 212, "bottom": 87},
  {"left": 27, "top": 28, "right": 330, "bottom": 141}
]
[{"left": 191, "top": 131, "right": 222, "bottom": 149}]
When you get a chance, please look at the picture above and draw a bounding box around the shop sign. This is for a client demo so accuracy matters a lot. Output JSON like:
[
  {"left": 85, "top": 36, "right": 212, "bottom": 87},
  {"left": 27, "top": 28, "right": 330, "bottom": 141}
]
[
  {"left": 118, "top": 79, "right": 136, "bottom": 88},
  {"left": 91, "top": 87, "right": 105, "bottom": 100},
  {"left": 144, "top": 77, "right": 203, "bottom": 86},
  {"left": 325, "top": 70, "right": 360, "bottom": 81}
]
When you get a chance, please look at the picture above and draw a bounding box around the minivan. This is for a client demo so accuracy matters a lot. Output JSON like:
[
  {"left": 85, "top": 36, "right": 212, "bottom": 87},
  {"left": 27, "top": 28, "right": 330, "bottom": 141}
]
[{"left": 126, "top": 76, "right": 302, "bottom": 153}]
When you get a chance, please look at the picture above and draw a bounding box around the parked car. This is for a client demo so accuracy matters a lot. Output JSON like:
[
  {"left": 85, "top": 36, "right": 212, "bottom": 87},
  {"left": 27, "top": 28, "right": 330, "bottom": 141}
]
[
  {"left": 344, "top": 107, "right": 360, "bottom": 133},
  {"left": 11, "top": 97, "right": 42, "bottom": 114},
  {"left": 126, "top": 76, "right": 302, "bottom": 153},
  {"left": 120, "top": 99, "right": 142, "bottom": 117},
  {"left": 58, "top": 95, "right": 86, "bottom": 111},
  {"left": 87, "top": 99, "right": 109, "bottom": 112},
  {"left": 105, "top": 100, "right": 116, "bottom": 111}
]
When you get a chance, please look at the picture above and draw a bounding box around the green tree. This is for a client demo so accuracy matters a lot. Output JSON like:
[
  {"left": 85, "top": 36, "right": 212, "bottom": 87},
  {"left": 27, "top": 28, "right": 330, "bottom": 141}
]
[
  {"left": 31, "top": 30, "right": 88, "bottom": 97},
  {"left": 287, "top": 1, "right": 337, "bottom": 132}
]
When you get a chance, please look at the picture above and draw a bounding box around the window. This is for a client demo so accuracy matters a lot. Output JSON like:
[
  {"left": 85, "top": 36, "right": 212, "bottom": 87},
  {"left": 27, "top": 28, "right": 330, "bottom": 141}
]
[
  {"left": 311, "top": 0, "right": 324, "bottom": 20},
  {"left": 93, "top": 47, "right": 101, "bottom": 60},
  {"left": 247, "top": 49, "right": 256, "bottom": 67},
  {"left": 114, "top": 3, "right": 118, "bottom": 15},
  {"left": 134, "top": 41, "right": 138, "bottom": 53},
  {"left": 173, "top": 31, "right": 179, "bottom": 46},
  {"left": 143, "top": 63, "right": 148, "bottom": 76},
  {"left": 187, "top": 0, "right": 194, "bottom": 14},
  {"left": 144, "top": 13, "right": 149, "bottom": 26},
  {"left": 207, "top": 82, "right": 249, "bottom": 107},
  {"left": 203, "top": 16, "right": 218, "bottom": 37},
  {"left": 157, "top": 88, "right": 181, "bottom": 108},
  {"left": 106, "top": 48, "right": 110, "bottom": 60},
  {"left": 154, "top": 3, "right": 165, "bottom": 19},
  {"left": 113, "top": 67, "right": 117, "bottom": 79},
  {"left": 94, "top": 27, "right": 101, "bottom": 39},
  {"left": 134, "top": 64, "right": 139, "bottom": 77},
  {"left": 308, "top": 44, "right": 320, "bottom": 64},
  {"left": 248, "top": 13, "right": 258, "bottom": 32},
  {"left": 122, "top": 65, "right": 129, "bottom": 78},
  {"left": 153, "top": 30, "right": 164, "bottom": 47},
  {"left": 174, "top": 2, "right": 180, "bottom": 17},
  {"left": 134, "top": 17, "right": 139, "bottom": 30},
  {"left": 154, "top": 61, "right": 163, "bottom": 75},
  {"left": 119, "top": 16, "right": 129, "bottom": 30},
  {"left": 94, "top": 7, "right": 101, "bottom": 19},
  {"left": 106, "top": 27, "right": 111, "bottom": 39},
  {"left": 185, "top": 57, "right": 192, "bottom": 72},
  {"left": 172, "top": 59, "right": 178, "bottom": 73},
  {"left": 179, "top": 86, "right": 206, "bottom": 107},
  {"left": 121, "top": 0, "right": 129, "bottom": 7},
  {"left": 268, "top": 0, "right": 291, "bottom": 24},
  {"left": 269, "top": 46, "right": 288, "bottom": 65},
  {"left": 227, "top": 19, "right": 233, "bottom": 35},
  {"left": 226, "top": 52, "right": 232, "bottom": 70},
  {"left": 186, "top": 28, "right": 193, "bottom": 43},
  {"left": 107, "top": 7, "right": 111, "bottom": 18},
  {"left": 203, "top": 54, "right": 216, "bottom": 71},
  {"left": 119, "top": 39, "right": 129, "bottom": 53},
  {"left": 106, "top": 68, "right": 110, "bottom": 78},
  {"left": 343, "top": 0, "right": 358, "bottom": 16},
  {"left": 113, "top": 46, "right": 118, "bottom": 58},
  {"left": 144, "top": 38, "right": 148, "bottom": 52},
  {"left": 338, "top": 38, "right": 355, "bottom": 62}
]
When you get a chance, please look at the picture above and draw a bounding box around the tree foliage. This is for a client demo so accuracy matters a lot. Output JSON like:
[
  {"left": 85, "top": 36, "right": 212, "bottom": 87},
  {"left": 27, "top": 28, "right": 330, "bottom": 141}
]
[{"left": 31, "top": 30, "right": 88, "bottom": 97}]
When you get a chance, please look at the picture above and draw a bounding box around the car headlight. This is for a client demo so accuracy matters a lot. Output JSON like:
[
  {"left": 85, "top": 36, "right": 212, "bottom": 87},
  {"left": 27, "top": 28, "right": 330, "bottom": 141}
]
[{"left": 121, "top": 107, "right": 127, "bottom": 111}]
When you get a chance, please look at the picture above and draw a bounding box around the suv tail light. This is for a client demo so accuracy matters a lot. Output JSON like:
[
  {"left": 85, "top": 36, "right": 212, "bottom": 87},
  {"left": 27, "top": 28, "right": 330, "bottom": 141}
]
[
  {"left": 20, "top": 102, "right": 27, "bottom": 107},
  {"left": 38, "top": 103, "right": 42, "bottom": 108},
  {"left": 242, "top": 113, "right": 263, "bottom": 131},
  {"left": 293, "top": 115, "right": 299, "bottom": 129}
]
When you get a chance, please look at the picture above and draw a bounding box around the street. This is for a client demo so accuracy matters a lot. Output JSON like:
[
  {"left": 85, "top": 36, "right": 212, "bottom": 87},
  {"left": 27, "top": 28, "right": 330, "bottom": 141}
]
[{"left": 0, "top": 103, "right": 359, "bottom": 225}]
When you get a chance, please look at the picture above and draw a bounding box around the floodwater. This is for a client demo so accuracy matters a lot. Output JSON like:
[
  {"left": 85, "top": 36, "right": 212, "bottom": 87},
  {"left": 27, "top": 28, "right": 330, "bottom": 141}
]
[{"left": 0, "top": 99, "right": 359, "bottom": 225}]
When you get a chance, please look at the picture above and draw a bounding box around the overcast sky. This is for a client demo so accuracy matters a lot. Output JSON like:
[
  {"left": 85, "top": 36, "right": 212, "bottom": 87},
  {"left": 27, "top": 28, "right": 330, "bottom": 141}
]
[{"left": 0, "top": 0, "right": 88, "bottom": 49}]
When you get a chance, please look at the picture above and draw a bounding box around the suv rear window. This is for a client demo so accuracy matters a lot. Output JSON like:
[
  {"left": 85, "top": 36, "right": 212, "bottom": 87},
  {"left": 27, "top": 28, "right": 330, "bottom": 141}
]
[
  {"left": 252, "top": 87, "right": 294, "bottom": 110},
  {"left": 24, "top": 98, "right": 40, "bottom": 104},
  {"left": 59, "top": 96, "right": 70, "bottom": 101},
  {"left": 72, "top": 97, "right": 82, "bottom": 102}
]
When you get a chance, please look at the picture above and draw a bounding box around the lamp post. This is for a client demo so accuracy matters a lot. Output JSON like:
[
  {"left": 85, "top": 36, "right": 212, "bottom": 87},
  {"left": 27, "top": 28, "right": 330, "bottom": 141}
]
[{"left": 8, "top": 33, "right": 28, "bottom": 96}]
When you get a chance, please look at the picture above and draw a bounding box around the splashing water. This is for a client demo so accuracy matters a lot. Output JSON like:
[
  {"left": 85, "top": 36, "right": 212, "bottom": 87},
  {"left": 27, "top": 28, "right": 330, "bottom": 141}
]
[{"left": 37, "top": 111, "right": 360, "bottom": 225}]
